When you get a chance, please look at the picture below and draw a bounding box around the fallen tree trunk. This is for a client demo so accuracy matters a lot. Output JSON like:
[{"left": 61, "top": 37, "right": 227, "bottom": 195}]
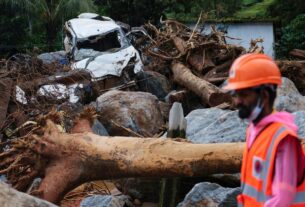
[
  {"left": 187, "top": 50, "right": 215, "bottom": 73},
  {"left": 6, "top": 119, "right": 305, "bottom": 204},
  {"left": 17, "top": 120, "right": 244, "bottom": 204},
  {"left": 203, "top": 59, "right": 233, "bottom": 79},
  {"left": 289, "top": 49, "right": 305, "bottom": 60},
  {"left": 171, "top": 62, "right": 232, "bottom": 106}
]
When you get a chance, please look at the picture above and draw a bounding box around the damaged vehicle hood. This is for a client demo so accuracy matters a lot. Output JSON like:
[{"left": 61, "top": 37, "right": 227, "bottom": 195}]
[{"left": 73, "top": 46, "right": 142, "bottom": 78}]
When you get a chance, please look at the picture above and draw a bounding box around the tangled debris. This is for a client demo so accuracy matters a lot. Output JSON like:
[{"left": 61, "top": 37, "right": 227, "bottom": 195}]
[
  {"left": 1, "top": 18, "right": 305, "bottom": 206},
  {"left": 143, "top": 19, "right": 245, "bottom": 78},
  {"left": 277, "top": 60, "right": 305, "bottom": 95}
]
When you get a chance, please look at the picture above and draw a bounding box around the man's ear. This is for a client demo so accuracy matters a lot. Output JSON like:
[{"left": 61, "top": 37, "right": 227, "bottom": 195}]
[{"left": 262, "top": 89, "right": 270, "bottom": 107}]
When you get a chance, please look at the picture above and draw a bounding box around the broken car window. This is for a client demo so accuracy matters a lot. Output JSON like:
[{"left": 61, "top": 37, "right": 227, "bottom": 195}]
[{"left": 77, "top": 30, "right": 121, "bottom": 52}]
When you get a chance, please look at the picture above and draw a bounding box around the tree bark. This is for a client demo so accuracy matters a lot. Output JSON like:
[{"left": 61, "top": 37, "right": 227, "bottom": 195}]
[
  {"left": 289, "top": 49, "right": 305, "bottom": 60},
  {"left": 33, "top": 120, "right": 244, "bottom": 204},
  {"left": 203, "top": 59, "right": 233, "bottom": 79},
  {"left": 171, "top": 62, "right": 232, "bottom": 106},
  {"left": 172, "top": 36, "right": 188, "bottom": 55},
  {"left": 187, "top": 50, "right": 215, "bottom": 73}
]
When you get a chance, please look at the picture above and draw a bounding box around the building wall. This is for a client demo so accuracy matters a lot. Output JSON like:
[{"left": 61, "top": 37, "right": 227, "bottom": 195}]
[{"left": 193, "top": 22, "right": 275, "bottom": 58}]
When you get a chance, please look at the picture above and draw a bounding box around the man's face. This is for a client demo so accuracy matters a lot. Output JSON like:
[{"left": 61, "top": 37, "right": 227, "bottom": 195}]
[{"left": 232, "top": 88, "right": 259, "bottom": 119}]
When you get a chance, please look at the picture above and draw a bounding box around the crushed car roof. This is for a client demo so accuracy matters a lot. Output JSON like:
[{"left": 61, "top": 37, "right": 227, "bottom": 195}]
[{"left": 66, "top": 18, "right": 120, "bottom": 39}]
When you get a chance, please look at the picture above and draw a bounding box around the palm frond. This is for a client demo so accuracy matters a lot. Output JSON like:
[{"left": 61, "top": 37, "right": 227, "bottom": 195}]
[
  {"left": 3, "top": 0, "right": 33, "bottom": 12},
  {"left": 55, "top": 0, "right": 96, "bottom": 20}
]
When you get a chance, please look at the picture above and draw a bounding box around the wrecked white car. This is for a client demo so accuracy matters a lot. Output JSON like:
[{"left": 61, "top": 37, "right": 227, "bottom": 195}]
[{"left": 64, "top": 13, "right": 143, "bottom": 80}]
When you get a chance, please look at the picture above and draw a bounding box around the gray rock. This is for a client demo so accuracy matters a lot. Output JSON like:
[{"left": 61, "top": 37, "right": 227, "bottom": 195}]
[
  {"left": 96, "top": 90, "right": 165, "bottom": 136},
  {"left": 0, "top": 181, "right": 57, "bottom": 207},
  {"left": 177, "top": 182, "right": 241, "bottom": 207},
  {"left": 92, "top": 119, "right": 109, "bottom": 136},
  {"left": 186, "top": 81, "right": 305, "bottom": 144},
  {"left": 135, "top": 71, "right": 171, "bottom": 101},
  {"left": 0, "top": 175, "right": 7, "bottom": 182},
  {"left": 293, "top": 110, "right": 305, "bottom": 138},
  {"left": 37, "top": 51, "right": 68, "bottom": 64},
  {"left": 186, "top": 108, "right": 248, "bottom": 143},
  {"left": 80, "top": 195, "right": 134, "bottom": 207},
  {"left": 275, "top": 77, "right": 305, "bottom": 112}
]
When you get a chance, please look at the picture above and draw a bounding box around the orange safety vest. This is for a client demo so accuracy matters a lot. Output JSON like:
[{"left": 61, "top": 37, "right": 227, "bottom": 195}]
[{"left": 237, "top": 122, "right": 305, "bottom": 207}]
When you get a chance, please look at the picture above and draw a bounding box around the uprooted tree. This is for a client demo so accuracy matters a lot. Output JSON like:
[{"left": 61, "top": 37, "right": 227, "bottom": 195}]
[{"left": 0, "top": 112, "right": 244, "bottom": 204}]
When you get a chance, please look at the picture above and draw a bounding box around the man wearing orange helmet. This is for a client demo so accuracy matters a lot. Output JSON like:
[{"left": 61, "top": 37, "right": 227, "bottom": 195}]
[{"left": 224, "top": 53, "right": 305, "bottom": 207}]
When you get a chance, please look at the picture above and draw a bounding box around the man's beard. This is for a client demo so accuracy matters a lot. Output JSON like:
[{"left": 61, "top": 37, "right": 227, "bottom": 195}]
[
  {"left": 237, "top": 104, "right": 252, "bottom": 119},
  {"left": 236, "top": 96, "right": 263, "bottom": 121}
]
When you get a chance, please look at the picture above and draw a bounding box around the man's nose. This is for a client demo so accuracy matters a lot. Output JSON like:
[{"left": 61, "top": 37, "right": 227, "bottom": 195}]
[{"left": 233, "top": 96, "right": 243, "bottom": 106}]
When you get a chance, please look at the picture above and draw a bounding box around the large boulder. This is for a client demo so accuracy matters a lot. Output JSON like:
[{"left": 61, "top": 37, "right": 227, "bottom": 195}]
[
  {"left": 135, "top": 71, "right": 171, "bottom": 101},
  {"left": 96, "top": 90, "right": 166, "bottom": 136},
  {"left": 0, "top": 181, "right": 57, "bottom": 207},
  {"left": 186, "top": 78, "right": 305, "bottom": 143},
  {"left": 186, "top": 108, "right": 248, "bottom": 143},
  {"left": 293, "top": 110, "right": 305, "bottom": 138},
  {"left": 275, "top": 77, "right": 305, "bottom": 112},
  {"left": 177, "top": 182, "right": 240, "bottom": 207},
  {"left": 37, "top": 51, "right": 68, "bottom": 65},
  {"left": 186, "top": 108, "right": 305, "bottom": 143}
]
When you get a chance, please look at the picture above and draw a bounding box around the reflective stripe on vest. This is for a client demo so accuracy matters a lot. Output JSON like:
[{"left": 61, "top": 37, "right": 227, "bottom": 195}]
[
  {"left": 262, "top": 126, "right": 286, "bottom": 193},
  {"left": 241, "top": 182, "right": 305, "bottom": 204},
  {"left": 295, "top": 192, "right": 305, "bottom": 204},
  {"left": 241, "top": 126, "right": 305, "bottom": 205},
  {"left": 241, "top": 182, "right": 272, "bottom": 202}
]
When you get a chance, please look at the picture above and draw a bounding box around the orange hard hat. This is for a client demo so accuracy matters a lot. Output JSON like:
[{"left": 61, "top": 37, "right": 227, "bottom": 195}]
[{"left": 223, "top": 53, "right": 282, "bottom": 91}]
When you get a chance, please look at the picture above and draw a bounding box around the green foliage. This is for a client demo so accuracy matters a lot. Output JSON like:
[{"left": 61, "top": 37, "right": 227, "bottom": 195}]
[
  {"left": 276, "top": 14, "right": 305, "bottom": 58},
  {"left": 242, "top": 0, "right": 261, "bottom": 6},
  {"left": 3, "top": 0, "right": 96, "bottom": 51},
  {"left": 1, "top": 0, "right": 305, "bottom": 58},
  {"left": 269, "top": 0, "right": 305, "bottom": 25},
  {"left": 0, "top": 4, "right": 31, "bottom": 58},
  {"left": 95, "top": 0, "right": 243, "bottom": 25},
  {"left": 95, "top": 0, "right": 172, "bottom": 26},
  {"left": 234, "top": 0, "right": 276, "bottom": 19},
  {"left": 167, "top": 0, "right": 243, "bottom": 22}
]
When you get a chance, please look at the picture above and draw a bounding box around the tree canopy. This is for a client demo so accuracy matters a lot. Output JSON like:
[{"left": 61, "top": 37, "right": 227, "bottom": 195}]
[
  {"left": 3, "top": 0, "right": 96, "bottom": 51},
  {"left": 1, "top": 0, "right": 304, "bottom": 58}
]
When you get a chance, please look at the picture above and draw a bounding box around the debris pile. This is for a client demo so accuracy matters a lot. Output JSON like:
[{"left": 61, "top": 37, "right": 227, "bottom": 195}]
[
  {"left": 277, "top": 60, "right": 305, "bottom": 95},
  {"left": 1, "top": 16, "right": 305, "bottom": 207},
  {"left": 289, "top": 49, "right": 305, "bottom": 60},
  {"left": 141, "top": 19, "right": 246, "bottom": 107}
]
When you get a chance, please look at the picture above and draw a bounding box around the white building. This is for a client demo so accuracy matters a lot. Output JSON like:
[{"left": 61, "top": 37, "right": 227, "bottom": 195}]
[{"left": 192, "top": 22, "right": 275, "bottom": 58}]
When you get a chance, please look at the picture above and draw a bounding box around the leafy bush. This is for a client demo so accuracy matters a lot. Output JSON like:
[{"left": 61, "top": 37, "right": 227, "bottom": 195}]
[
  {"left": 95, "top": 0, "right": 172, "bottom": 26},
  {"left": 269, "top": 0, "right": 305, "bottom": 25},
  {"left": 0, "top": 6, "right": 29, "bottom": 58},
  {"left": 276, "top": 14, "right": 305, "bottom": 58}
]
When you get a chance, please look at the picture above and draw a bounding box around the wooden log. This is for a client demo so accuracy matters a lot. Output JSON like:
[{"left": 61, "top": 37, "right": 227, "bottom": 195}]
[
  {"left": 30, "top": 120, "right": 244, "bottom": 204},
  {"left": 187, "top": 50, "right": 215, "bottom": 73},
  {"left": 171, "top": 62, "right": 232, "bottom": 106},
  {"left": 172, "top": 36, "right": 188, "bottom": 55},
  {"left": 289, "top": 49, "right": 305, "bottom": 60},
  {"left": 204, "top": 59, "right": 233, "bottom": 79}
]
